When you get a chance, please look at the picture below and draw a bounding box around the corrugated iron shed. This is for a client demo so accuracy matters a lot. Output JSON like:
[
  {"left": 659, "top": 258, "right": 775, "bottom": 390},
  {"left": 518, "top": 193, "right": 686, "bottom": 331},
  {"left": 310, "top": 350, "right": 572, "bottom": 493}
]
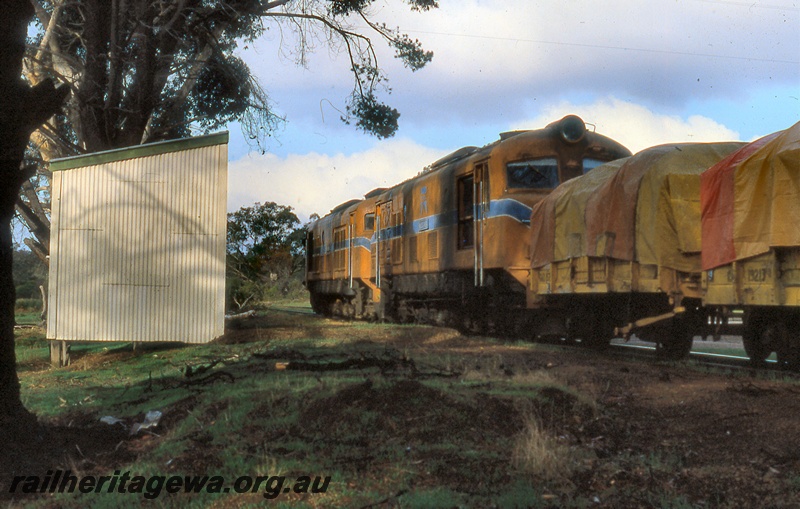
[{"left": 47, "top": 132, "right": 228, "bottom": 343}]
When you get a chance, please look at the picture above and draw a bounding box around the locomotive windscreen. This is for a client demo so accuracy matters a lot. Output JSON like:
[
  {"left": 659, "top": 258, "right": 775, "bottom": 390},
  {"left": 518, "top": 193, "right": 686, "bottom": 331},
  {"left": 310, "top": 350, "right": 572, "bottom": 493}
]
[
  {"left": 507, "top": 158, "right": 559, "bottom": 189},
  {"left": 583, "top": 158, "right": 608, "bottom": 173}
]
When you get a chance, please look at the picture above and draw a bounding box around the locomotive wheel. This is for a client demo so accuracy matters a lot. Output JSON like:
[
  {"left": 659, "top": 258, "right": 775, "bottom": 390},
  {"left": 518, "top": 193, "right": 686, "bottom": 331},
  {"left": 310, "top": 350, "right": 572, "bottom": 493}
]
[
  {"left": 396, "top": 301, "right": 413, "bottom": 323},
  {"left": 331, "top": 299, "right": 344, "bottom": 317},
  {"left": 309, "top": 291, "right": 326, "bottom": 315}
]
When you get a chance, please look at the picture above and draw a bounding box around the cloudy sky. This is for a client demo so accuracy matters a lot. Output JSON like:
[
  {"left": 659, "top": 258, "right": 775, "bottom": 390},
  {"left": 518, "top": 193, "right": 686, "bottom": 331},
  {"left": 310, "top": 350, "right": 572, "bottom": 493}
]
[{"left": 227, "top": 0, "right": 800, "bottom": 222}]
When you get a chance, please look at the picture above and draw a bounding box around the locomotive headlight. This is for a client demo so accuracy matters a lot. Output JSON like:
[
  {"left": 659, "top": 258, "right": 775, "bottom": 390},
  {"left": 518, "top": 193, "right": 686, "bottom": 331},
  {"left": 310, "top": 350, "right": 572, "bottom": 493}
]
[{"left": 558, "top": 115, "right": 586, "bottom": 144}]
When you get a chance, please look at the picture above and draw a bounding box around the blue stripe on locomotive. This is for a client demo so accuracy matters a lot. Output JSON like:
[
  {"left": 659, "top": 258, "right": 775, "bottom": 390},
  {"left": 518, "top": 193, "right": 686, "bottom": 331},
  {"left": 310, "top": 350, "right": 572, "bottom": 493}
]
[{"left": 315, "top": 198, "right": 532, "bottom": 257}]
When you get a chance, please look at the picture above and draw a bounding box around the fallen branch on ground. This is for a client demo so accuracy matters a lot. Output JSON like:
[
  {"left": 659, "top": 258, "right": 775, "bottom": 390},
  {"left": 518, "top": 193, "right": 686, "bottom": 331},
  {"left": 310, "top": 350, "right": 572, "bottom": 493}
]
[{"left": 179, "top": 371, "right": 235, "bottom": 387}]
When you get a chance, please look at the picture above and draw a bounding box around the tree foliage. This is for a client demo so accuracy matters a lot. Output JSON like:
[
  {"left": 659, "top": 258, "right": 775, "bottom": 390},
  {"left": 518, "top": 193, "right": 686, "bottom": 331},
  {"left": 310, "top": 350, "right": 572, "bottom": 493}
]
[
  {"left": 226, "top": 202, "right": 304, "bottom": 309},
  {"left": 19, "top": 0, "right": 437, "bottom": 262},
  {"left": 12, "top": 248, "right": 47, "bottom": 301}
]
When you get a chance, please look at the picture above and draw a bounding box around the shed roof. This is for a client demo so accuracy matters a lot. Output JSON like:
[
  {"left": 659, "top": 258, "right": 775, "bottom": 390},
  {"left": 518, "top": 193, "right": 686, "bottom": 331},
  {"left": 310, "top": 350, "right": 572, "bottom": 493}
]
[{"left": 49, "top": 132, "right": 229, "bottom": 171}]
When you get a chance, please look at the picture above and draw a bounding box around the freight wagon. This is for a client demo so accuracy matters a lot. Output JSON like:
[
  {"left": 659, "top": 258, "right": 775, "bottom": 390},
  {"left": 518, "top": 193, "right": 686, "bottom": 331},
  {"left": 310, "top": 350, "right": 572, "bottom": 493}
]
[
  {"left": 701, "top": 123, "right": 800, "bottom": 367},
  {"left": 528, "top": 142, "right": 745, "bottom": 357},
  {"left": 305, "top": 115, "right": 800, "bottom": 368}
]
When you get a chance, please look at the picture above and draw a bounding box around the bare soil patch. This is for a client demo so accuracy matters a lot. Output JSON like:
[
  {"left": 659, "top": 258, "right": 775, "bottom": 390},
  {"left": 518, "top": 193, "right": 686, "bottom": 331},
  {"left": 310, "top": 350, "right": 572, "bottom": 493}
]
[{"left": 5, "top": 307, "right": 800, "bottom": 508}]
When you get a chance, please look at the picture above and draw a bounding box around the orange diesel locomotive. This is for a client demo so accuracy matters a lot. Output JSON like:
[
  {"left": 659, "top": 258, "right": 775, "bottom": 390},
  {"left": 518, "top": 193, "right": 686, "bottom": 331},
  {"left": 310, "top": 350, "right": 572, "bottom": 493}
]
[{"left": 304, "top": 116, "right": 631, "bottom": 330}]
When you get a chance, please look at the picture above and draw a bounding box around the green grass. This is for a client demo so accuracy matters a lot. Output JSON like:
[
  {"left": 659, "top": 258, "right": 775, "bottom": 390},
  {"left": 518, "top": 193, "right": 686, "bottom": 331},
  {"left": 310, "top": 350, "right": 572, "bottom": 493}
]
[
  {"left": 10, "top": 307, "right": 789, "bottom": 508},
  {"left": 11, "top": 314, "right": 576, "bottom": 507},
  {"left": 15, "top": 311, "right": 43, "bottom": 325}
]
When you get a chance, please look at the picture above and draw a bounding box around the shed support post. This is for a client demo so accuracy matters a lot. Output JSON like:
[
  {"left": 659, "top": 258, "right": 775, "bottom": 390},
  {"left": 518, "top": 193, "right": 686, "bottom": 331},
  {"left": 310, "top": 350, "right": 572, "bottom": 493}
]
[{"left": 49, "top": 340, "right": 70, "bottom": 367}]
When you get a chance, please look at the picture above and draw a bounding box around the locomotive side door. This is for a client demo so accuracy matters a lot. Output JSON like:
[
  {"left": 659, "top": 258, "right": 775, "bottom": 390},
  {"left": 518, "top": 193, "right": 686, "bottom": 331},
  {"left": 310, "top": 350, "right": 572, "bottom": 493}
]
[
  {"left": 473, "top": 161, "right": 489, "bottom": 287},
  {"left": 373, "top": 200, "right": 391, "bottom": 288},
  {"left": 348, "top": 211, "right": 355, "bottom": 289}
]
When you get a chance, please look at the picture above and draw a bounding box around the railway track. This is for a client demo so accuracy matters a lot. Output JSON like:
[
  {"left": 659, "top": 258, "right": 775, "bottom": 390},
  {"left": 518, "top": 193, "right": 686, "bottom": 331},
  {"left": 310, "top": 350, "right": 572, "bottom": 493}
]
[
  {"left": 267, "top": 306, "right": 800, "bottom": 376},
  {"left": 607, "top": 342, "right": 800, "bottom": 377}
]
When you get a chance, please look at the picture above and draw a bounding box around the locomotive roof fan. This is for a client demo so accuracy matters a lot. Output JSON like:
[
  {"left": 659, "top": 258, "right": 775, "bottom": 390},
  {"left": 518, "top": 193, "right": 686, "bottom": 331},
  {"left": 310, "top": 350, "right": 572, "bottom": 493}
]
[{"left": 554, "top": 114, "right": 586, "bottom": 144}]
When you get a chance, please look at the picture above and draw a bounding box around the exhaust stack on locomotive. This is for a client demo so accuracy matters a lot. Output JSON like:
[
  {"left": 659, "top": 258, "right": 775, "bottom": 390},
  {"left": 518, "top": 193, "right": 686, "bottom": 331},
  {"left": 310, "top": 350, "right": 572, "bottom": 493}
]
[{"left": 550, "top": 114, "right": 587, "bottom": 144}]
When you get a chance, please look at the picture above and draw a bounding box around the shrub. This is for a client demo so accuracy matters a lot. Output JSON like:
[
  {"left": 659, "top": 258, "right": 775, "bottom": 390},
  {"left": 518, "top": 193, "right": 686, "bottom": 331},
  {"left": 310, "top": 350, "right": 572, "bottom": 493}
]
[{"left": 15, "top": 298, "right": 43, "bottom": 312}]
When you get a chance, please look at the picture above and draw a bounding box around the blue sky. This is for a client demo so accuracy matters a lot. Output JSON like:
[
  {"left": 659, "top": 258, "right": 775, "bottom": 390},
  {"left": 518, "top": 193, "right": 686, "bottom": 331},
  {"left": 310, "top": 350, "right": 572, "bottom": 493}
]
[{"left": 226, "top": 0, "right": 800, "bottom": 221}]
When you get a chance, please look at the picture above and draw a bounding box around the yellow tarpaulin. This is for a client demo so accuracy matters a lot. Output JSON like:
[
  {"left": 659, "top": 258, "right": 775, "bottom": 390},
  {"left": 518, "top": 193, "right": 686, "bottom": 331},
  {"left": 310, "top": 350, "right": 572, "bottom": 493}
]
[
  {"left": 732, "top": 123, "right": 800, "bottom": 261},
  {"left": 701, "top": 123, "right": 800, "bottom": 269},
  {"left": 634, "top": 143, "right": 744, "bottom": 272},
  {"left": 530, "top": 160, "right": 625, "bottom": 267},
  {"left": 531, "top": 143, "right": 743, "bottom": 272},
  {"left": 554, "top": 161, "right": 626, "bottom": 262}
]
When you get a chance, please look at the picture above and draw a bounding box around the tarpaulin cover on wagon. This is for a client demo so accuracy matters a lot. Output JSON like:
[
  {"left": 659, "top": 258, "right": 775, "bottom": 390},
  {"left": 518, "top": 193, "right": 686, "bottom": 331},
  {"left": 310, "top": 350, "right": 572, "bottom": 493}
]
[
  {"left": 531, "top": 142, "right": 744, "bottom": 272},
  {"left": 530, "top": 159, "right": 624, "bottom": 267},
  {"left": 700, "top": 122, "right": 800, "bottom": 271}
]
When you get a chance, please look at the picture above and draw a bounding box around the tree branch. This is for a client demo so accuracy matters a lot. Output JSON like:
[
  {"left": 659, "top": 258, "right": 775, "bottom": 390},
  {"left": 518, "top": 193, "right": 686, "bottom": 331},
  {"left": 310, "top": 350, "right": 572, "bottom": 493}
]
[
  {"left": 15, "top": 198, "right": 49, "bottom": 247},
  {"left": 260, "top": 11, "right": 379, "bottom": 98},
  {"left": 19, "top": 180, "right": 49, "bottom": 228}
]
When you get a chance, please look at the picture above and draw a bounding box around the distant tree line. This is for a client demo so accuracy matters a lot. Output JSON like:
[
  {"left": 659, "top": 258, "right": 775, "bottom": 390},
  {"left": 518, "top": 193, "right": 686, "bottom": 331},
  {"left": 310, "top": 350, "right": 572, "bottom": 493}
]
[
  {"left": 12, "top": 248, "right": 47, "bottom": 311},
  {"left": 226, "top": 202, "right": 310, "bottom": 311}
]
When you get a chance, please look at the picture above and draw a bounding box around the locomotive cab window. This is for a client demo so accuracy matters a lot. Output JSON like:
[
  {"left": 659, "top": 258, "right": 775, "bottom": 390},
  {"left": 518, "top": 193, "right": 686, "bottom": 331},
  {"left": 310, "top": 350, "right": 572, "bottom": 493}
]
[
  {"left": 364, "top": 213, "right": 375, "bottom": 231},
  {"left": 457, "top": 175, "right": 474, "bottom": 249},
  {"left": 507, "top": 158, "right": 559, "bottom": 189},
  {"left": 583, "top": 158, "right": 608, "bottom": 174}
]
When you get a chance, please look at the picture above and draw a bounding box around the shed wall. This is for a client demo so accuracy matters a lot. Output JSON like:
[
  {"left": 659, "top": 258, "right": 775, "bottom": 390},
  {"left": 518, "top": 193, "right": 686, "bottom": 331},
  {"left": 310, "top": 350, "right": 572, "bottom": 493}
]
[{"left": 47, "top": 136, "right": 227, "bottom": 343}]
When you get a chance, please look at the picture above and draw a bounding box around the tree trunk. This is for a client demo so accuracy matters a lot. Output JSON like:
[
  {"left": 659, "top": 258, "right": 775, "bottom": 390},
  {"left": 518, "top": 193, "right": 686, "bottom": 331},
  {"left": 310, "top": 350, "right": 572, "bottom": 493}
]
[{"left": 0, "top": 0, "right": 68, "bottom": 436}]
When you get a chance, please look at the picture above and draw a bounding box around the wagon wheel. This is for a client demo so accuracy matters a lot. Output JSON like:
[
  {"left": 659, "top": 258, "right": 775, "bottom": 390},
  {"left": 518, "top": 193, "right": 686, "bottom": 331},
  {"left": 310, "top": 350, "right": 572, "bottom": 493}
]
[
  {"left": 571, "top": 310, "right": 612, "bottom": 351},
  {"left": 762, "top": 319, "right": 800, "bottom": 371},
  {"left": 588, "top": 318, "right": 614, "bottom": 350},
  {"left": 331, "top": 299, "right": 344, "bottom": 317},
  {"left": 564, "top": 312, "right": 581, "bottom": 345},
  {"left": 742, "top": 313, "right": 774, "bottom": 368},
  {"left": 654, "top": 316, "right": 695, "bottom": 361},
  {"left": 655, "top": 334, "right": 693, "bottom": 361}
]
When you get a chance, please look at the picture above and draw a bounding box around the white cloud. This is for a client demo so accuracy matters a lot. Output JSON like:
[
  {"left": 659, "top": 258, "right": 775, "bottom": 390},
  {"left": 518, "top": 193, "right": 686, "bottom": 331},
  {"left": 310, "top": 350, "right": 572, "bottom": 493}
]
[
  {"left": 227, "top": 138, "right": 443, "bottom": 220},
  {"left": 227, "top": 95, "right": 744, "bottom": 224},
  {"left": 510, "top": 97, "right": 741, "bottom": 153},
  {"left": 240, "top": 0, "right": 798, "bottom": 135}
]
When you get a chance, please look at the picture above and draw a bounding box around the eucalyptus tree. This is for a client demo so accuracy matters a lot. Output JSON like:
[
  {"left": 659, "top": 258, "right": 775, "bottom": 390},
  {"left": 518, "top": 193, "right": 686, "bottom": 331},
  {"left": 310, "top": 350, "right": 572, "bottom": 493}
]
[
  {"left": 21, "top": 0, "right": 437, "bottom": 261},
  {"left": 226, "top": 202, "right": 303, "bottom": 309},
  {"left": 1, "top": 0, "right": 68, "bottom": 432}
]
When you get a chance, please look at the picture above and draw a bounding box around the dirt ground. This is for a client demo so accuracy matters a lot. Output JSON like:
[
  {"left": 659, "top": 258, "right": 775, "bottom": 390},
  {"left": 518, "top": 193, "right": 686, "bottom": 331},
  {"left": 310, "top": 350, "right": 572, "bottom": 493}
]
[{"left": 4, "top": 309, "right": 800, "bottom": 508}]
